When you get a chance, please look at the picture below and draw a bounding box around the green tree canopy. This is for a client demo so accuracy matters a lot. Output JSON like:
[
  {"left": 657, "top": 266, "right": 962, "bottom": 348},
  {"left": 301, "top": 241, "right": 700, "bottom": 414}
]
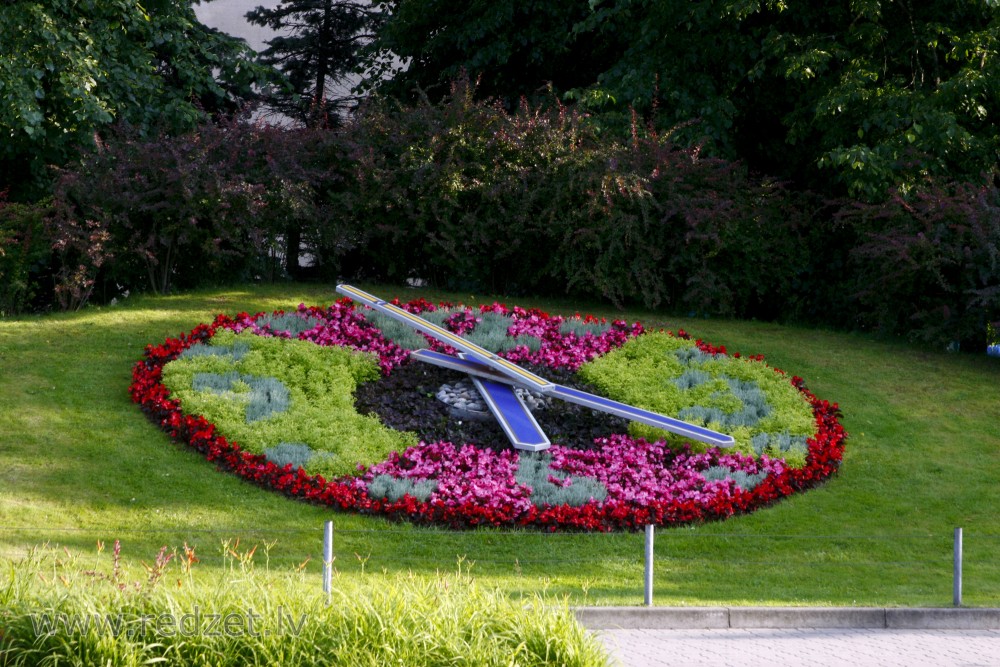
[
  {"left": 368, "top": 0, "right": 621, "bottom": 105},
  {"left": 369, "top": 0, "right": 1000, "bottom": 198},
  {"left": 0, "top": 0, "right": 273, "bottom": 197}
]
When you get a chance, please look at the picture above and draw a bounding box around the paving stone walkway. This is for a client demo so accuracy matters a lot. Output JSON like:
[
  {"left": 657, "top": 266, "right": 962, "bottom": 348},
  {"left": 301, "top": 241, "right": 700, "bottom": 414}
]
[{"left": 598, "top": 628, "right": 1000, "bottom": 667}]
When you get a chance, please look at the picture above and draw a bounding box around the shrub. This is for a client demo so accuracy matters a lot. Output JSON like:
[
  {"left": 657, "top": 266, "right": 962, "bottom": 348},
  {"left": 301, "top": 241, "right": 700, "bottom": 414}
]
[
  {"left": 51, "top": 123, "right": 272, "bottom": 296},
  {"left": 254, "top": 125, "right": 358, "bottom": 281},
  {"left": 839, "top": 182, "right": 1000, "bottom": 348},
  {"left": 48, "top": 121, "right": 356, "bottom": 304},
  {"left": 36, "top": 72, "right": 997, "bottom": 345},
  {"left": 342, "top": 79, "right": 587, "bottom": 293},
  {"left": 44, "top": 192, "right": 114, "bottom": 312},
  {"left": 0, "top": 195, "right": 51, "bottom": 315},
  {"left": 343, "top": 79, "right": 811, "bottom": 318},
  {"left": 546, "top": 129, "right": 813, "bottom": 318}
]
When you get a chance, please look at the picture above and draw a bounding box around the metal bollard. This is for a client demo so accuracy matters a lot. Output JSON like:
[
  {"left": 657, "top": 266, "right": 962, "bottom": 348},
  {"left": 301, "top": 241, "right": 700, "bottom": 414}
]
[
  {"left": 644, "top": 524, "right": 655, "bottom": 606},
  {"left": 323, "top": 520, "right": 334, "bottom": 605},
  {"left": 954, "top": 527, "right": 963, "bottom": 607}
]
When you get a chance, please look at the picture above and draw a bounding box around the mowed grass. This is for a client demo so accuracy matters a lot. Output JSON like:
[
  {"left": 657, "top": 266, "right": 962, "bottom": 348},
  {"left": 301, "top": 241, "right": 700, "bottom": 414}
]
[{"left": 1, "top": 283, "right": 999, "bottom": 607}]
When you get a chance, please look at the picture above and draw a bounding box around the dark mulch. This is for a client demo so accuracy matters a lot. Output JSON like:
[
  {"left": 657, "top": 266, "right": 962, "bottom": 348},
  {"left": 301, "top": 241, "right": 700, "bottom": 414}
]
[{"left": 354, "top": 360, "right": 628, "bottom": 451}]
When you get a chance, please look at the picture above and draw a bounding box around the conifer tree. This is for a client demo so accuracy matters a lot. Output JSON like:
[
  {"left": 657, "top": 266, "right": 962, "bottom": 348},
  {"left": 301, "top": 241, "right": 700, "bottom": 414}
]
[{"left": 247, "top": 0, "right": 378, "bottom": 128}]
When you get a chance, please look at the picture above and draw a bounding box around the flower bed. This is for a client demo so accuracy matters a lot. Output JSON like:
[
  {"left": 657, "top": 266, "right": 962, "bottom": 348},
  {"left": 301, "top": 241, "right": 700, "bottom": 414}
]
[{"left": 130, "top": 298, "right": 846, "bottom": 531}]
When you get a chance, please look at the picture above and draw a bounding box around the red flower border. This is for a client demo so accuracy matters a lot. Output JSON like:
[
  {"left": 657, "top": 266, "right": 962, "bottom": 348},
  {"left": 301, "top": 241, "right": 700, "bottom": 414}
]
[{"left": 129, "top": 308, "right": 847, "bottom": 532}]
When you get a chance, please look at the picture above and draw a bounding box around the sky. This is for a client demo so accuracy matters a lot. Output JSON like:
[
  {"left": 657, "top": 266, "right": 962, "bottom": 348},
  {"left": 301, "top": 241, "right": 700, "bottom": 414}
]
[
  {"left": 193, "top": 0, "right": 370, "bottom": 106},
  {"left": 193, "top": 0, "right": 284, "bottom": 52}
]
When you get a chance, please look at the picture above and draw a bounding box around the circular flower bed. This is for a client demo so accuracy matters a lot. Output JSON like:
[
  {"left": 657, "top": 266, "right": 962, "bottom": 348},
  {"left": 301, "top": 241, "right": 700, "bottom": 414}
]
[{"left": 130, "top": 298, "right": 846, "bottom": 531}]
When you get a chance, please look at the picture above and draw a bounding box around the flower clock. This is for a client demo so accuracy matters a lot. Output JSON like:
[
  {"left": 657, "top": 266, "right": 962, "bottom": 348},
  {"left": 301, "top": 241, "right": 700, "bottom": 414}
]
[{"left": 130, "top": 289, "right": 846, "bottom": 531}]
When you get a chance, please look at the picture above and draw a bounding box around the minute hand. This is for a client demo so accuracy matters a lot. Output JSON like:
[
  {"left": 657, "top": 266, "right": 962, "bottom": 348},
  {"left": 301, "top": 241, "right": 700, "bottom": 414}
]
[
  {"left": 546, "top": 384, "right": 736, "bottom": 448},
  {"left": 336, "top": 284, "right": 554, "bottom": 392}
]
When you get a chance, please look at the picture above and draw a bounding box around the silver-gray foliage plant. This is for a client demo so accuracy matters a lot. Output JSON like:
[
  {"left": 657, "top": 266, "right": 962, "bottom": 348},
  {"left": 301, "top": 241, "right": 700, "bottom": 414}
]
[
  {"left": 558, "top": 318, "right": 611, "bottom": 338},
  {"left": 192, "top": 372, "right": 291, "bottom": 422},
  {"left": 751, "top": 431, "right": 808, "bottom": 457},
  {"left": 367, "top": 474, "right": 438, "bottom": 502},
  {"left": 264, "top": 442, "right": 315, "bottom": 470},
  {"left": 702, "top": 465, "right": 768, "bottom": 491},
  {"left": 516, "top": 453, "right": 608, "bottom": 507},
  {"left": 180, "top": 342, "right": 250, "bottom": 361},
  {"left": 363, "top": 310, "right": 428, "bottom": 350},
  {"left": 256, "top": 313, "right": 323, "bottom": 337}
]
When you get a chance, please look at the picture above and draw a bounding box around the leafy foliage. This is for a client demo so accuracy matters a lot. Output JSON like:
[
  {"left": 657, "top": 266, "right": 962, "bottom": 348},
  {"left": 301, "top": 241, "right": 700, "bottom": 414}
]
[
  {"left": 340, "top": 84, "right": 999, "bottom": 344},
  {"left": 839, "top": 182, "right": 1000, "bottom": 348},
  {"left": 345, "top": 80, "right": 809, "bottom": 317},
  {"left": 0, "top": 0, "right": 274, "bottom": 197},
  {"left": 368, "top": 0, "right": 610, "bottom": 105},
  {"left": 32, "top": 73, "right": 1000, "bottom": 345},
  {"left": 368, "top": 0, "right": 1000, "bottom": 197},
  {"left": 0, "top": 194, "right": 51, "bottom": 315},
  {"left": 45, "top": 192, "right": 112, "bottom": 311},
  {"left": 48, "top": 120, "right": 354, "bottom": 301},
  {"left": 51, "top": 122, "right": 271, "bottom": 296}
]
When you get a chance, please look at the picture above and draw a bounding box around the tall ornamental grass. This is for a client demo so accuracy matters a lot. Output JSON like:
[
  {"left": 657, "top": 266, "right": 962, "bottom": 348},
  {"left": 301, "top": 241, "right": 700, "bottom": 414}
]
[{"left": 0, "top": 543, "right": 609, "bottom": 667}]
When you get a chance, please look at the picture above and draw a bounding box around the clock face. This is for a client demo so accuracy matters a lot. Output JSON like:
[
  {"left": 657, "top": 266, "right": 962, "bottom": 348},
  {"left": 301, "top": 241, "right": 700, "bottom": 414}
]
[{"left": 134, "top": 296, "right": 846, "bottom": 531}]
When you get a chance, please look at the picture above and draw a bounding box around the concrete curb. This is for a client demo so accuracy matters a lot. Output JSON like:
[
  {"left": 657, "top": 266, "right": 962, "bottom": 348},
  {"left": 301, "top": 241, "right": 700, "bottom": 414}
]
[{"left": 574, "top": 607, "right": 1000, "bottom": 630}]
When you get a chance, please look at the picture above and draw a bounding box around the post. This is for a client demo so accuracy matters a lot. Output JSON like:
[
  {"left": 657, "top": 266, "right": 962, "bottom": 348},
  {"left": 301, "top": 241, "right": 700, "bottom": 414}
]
[
  {"left": 323, "top": 520, "right": 334, "bottom": 605},
  {"left": 954, "top": 527, "right": 963, "bottom": 607},
  {"left": 644, "top": 524, "right": 655, "bottom": 607}
]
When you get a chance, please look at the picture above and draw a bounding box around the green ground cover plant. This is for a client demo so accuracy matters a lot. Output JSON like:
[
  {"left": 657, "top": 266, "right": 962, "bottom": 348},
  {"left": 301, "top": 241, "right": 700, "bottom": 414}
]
[
  {"left": 161, "top": 329, "right": 411, "bottom": 478},
  {"left": 578, "top": 332, "right": 815, "bottom": 465},
  {"left": 1, "top": 283, "right": 999, "bottom": 607}
]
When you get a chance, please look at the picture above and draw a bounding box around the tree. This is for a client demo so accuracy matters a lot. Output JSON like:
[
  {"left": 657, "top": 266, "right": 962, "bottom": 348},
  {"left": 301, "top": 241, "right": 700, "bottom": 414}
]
[
  {"left": 582, "top": 0, "right": 1000, "bottom": 197},
  {"left": 367, "top": 0, "right": 1000, "bottom": 198},
  {"left": 247, "top": 0, "right": 380, "bottom": 127},
  {"left": 0, "top": 0, "right": 274, "bottom": 198},
  {"left": 368, "top": 0, "right": 619, "bottom": 106},
  {"left": 246, "top": 0, "right": 379, "bottom": 276}
]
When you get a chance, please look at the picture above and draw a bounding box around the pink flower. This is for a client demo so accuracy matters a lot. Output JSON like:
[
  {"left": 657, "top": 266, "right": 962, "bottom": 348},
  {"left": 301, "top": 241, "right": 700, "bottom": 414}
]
[{"left": 130, "top": 297, "right": 846, "bottom": 531}]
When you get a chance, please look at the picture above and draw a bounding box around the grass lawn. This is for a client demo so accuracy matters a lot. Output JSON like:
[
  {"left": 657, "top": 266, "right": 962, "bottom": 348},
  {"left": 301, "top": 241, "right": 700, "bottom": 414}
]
[{"left": 1, "top": 282, "right": 998, "bottom": 607}]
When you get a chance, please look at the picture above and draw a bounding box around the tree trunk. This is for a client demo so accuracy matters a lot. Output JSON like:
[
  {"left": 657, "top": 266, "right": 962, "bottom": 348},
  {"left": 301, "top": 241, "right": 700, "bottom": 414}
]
[
  {"left": 310, "top": 0, "right": 333, "bottom": 128},
  {"left": 285, "top": 222, "right": 302, "bottom": 279}
]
